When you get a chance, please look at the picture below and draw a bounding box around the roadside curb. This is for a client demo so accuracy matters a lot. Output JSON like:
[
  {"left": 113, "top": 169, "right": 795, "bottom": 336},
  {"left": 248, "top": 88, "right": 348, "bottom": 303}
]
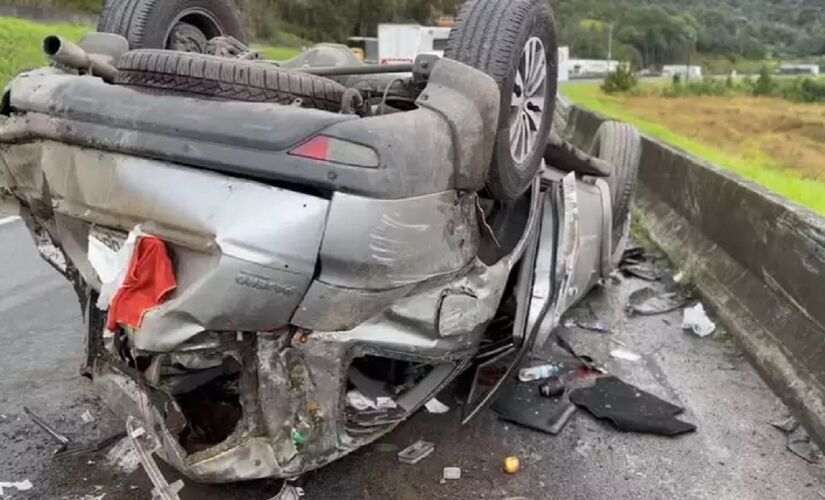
[{"left": 562, "top": 103, "right": 825, "bottom": 451}]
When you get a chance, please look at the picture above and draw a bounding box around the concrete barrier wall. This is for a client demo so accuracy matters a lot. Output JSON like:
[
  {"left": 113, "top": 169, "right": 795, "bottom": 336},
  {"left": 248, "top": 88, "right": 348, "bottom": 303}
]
[{"left": 564, "top": 105, "right": 825, "bottom": 450}]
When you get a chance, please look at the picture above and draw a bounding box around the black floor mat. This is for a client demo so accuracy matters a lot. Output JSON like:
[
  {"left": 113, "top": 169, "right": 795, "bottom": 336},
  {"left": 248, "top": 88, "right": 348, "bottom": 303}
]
[
  {"left": 493, "top": 380, "right": 576, "bottom": 435},
  {"left": 570, "top": 376, "right": 697, "bottom": 437}
]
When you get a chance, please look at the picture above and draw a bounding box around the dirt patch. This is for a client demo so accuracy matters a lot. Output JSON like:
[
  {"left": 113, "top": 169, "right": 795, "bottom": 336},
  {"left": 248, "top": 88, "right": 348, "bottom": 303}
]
[{"left": 621, "top": 95, "right": 825, "bottom": 180}]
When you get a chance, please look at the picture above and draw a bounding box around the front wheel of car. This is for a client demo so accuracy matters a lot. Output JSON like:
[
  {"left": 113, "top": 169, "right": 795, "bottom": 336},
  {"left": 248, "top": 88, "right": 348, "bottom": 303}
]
[{"left": 446, "top": 0, "right": 558, "bottom": 201}]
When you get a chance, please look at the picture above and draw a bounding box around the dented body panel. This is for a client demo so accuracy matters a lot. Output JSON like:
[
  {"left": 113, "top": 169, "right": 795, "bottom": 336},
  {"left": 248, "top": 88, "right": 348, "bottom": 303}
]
[{"left": 0, "top": 60, "right": 615, "bottom": 482}]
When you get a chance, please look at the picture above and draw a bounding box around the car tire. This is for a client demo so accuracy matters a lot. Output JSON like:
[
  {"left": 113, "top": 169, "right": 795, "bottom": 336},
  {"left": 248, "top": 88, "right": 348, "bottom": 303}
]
[
  {"left": 97, "top": 0, "right": 246, "bottom": 51},
  {"left": 445, "top": 0, "right": 558, "bottom": 201},
  {"left": 590, "top": 121, "right": 642, "bottom": 256},
  {"left": 114, "top": 49, "right": 346, "bottom": 111}
]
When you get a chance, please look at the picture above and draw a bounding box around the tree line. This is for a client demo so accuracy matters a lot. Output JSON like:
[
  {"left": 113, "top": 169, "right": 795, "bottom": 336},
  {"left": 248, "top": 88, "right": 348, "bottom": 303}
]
[{"left": 5, "top": 0, "right": 825, "bottom": 66}]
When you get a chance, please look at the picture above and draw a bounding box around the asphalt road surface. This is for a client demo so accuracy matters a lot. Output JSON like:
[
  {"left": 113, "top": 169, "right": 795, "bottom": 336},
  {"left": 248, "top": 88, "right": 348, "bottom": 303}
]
[{"left": 0, "top": 216, "right": 823, "bottom": 500}]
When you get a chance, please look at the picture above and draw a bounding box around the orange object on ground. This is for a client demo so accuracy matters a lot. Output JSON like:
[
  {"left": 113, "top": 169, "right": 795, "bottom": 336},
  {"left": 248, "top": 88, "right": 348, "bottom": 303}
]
[{"left": 107, "top": 236, "right": 177, "bottom": 331}]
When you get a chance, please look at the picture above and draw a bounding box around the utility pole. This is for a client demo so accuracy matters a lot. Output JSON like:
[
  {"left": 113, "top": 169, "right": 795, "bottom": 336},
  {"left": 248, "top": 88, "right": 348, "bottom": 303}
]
[{"left": 607, "top": 23, "right": 613, "bottom": 61}]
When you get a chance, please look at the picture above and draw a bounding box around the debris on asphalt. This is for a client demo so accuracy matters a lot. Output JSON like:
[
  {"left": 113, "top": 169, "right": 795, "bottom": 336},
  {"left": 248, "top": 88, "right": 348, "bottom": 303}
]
[
  {"left": 556, "top": 335, "right": 604, "bottom": 374},
  {"left": 81, "top": 409, "right": 96, "bottom": 424},
  {"left": 268, "top": 483, "right": 305, "bottom": 500},
  {"left": 24, "top": 406, "right": 124, "bottom": 458},
  {"left": 493, "top": 381, "right": 577, "bottom": 436},
  {"left": 424, "top": 398, "right": 450, "bottom": 414},
  {"left": 627, "top": 287, "right": 690, "bottom": 316},
  {"left": 570, "top": 376, "right": 697, "bottom": 437},
  {"left": 0, "top": 479, "right": 33, "bottom": 496},
  {"left": 620, "top": 246, "right": 647, "bottom": 265},
  {"left": 106, "top": 436, "right": 141, "bottom": 474},
  {"left": 503, "top": 456, "right": 521, "bottom": 475},
  {"left": 547, "top": 402, "right": 577, "bottom": 435},
  {"left": 564, "top": 319, "right": 611, "bottom": 333},
  {"left": 619, "top": 248, "right": 663, "bottom": 282},
  {"left": 539, "top": 377, "right": 566, "bottom": 398},
  {"left": 518, "top": 364, "right": 563, "bottom": 382},
  {"left": 442, "top": 467, "right": 462, "bottom": 480},
  {"left": 610, "top": 349, "right": 641, "bottom": 362},
  {"left": 126, "top": 416, "right": 184, "bottom": 500},
  {"left": 397, "top": 440, "right": 435, "bottom": 465},
  {"left": 771, "top": 417, "right": 823, "bottom": 464},
  {"left": 24, "top": 406, "right": 70, "bottom": 454},
  {"left": 621, "top": 263, "right": 663, "bottom": 282},
  {"left": 682, "top": 303, "right": 716, "bottom": 337}
]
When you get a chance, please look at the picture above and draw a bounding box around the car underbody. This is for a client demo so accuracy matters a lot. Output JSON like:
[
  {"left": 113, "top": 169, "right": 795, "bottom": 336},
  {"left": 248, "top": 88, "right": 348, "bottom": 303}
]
[{"left": 0, "top": 3, "right": 634, "bottom": 483}]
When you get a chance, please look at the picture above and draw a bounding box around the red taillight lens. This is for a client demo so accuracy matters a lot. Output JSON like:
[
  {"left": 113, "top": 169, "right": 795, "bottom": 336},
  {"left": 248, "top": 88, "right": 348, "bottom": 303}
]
[
  {"left": 289, "top": 136, "right": 379, "bottom": 168},
  {"left": 289, "top": 136, "right": 331, "bottom": 162}
]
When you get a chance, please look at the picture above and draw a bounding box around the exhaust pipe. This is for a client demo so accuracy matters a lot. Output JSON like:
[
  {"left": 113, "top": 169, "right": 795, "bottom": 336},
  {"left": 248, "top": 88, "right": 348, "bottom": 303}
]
[{"left": 43, "top": 35, "right": 118, "bottom": 83}]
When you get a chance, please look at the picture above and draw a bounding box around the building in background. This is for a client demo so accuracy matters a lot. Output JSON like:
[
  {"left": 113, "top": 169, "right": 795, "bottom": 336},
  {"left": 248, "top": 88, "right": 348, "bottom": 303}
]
[
  {"left": 662, "top": 65, "right": 703, "bottom": 79},
  {"left": 778, "top": 64, "right": 820, "bottom": 76}
]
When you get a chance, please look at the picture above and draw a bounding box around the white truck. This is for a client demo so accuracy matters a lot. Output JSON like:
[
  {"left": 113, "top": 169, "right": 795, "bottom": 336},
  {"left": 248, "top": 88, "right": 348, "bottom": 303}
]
[{"left": 377, "top": 23, "right": 452, "bottom": 64}]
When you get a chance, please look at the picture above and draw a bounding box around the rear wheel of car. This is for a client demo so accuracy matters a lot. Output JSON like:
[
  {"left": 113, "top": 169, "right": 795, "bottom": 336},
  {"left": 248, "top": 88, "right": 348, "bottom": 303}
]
[
  {"left": 445, "top": 0, "right": 558, "bottom": 201},
  {"left": 97, "top": 0, "right": 246, "bottom": 51},
  {"left": 114, "top": 49, "right": 347, "bottom": 111},
  {"left": 590, "top": 121, "right": 642, "bottom": 258}
]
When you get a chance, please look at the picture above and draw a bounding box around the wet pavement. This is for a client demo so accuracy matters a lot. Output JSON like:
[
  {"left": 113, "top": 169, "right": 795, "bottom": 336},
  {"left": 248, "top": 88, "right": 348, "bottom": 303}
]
[{"left": 1, "top": 216, "right": 823, "bottom": 500}]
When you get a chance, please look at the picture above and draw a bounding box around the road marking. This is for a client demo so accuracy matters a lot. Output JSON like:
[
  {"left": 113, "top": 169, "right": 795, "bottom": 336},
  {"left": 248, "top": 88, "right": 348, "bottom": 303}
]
[{"left": 0, "top": 216, "right": 20, "bottom": 227}]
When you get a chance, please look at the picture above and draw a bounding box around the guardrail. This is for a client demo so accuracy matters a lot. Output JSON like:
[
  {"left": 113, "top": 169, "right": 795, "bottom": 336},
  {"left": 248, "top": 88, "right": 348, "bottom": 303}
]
[{"left": 562, "top": 103, "right": 825, "bottom": 450}]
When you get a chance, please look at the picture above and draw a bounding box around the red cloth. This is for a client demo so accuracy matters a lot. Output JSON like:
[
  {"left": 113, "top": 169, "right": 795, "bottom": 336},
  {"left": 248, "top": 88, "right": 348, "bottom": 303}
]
[{"left": 107, "top": 236, "right": 177, "bottom": 331}]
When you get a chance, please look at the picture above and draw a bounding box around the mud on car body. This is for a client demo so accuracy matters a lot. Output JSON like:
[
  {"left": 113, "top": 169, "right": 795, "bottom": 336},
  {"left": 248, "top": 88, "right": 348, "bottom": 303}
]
[{"left": 0, "top": 0, "right": 641, "bottom": 482}]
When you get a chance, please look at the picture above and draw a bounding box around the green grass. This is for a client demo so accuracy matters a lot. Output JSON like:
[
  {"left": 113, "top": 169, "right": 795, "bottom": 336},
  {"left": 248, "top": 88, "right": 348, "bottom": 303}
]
[
  {"left": 251, "top": 44, "right": 302, "bottom": 61},
  {"left": 561, "top": 82, "right": 825, "bottom": 216},
  {"left": 0, "top": 15, "right": 302, "bottom": 88},
  {"left": 0, "top": 16, "right": 91, "bottom": 88}
]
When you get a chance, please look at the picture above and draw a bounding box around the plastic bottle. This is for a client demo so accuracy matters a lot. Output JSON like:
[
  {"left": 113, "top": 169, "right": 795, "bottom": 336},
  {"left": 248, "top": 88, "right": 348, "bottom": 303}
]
[{"left": 518, "top": 364, "right": 562, "bottom": 382}]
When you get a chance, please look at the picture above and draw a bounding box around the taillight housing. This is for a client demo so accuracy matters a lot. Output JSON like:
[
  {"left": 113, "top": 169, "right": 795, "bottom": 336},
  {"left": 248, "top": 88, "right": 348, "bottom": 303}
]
[{"left": 289, "top": 136, "right": 380, "bottom": 168}]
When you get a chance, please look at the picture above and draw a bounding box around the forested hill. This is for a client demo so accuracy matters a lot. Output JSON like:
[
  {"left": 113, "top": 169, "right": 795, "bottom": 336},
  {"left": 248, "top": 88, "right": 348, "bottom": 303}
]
[
  {"left": 555, "top": 0, "right": 825, "bottom": 67},
  {"left": 5, "top": 0, "right": 824, "bottom": 65}
]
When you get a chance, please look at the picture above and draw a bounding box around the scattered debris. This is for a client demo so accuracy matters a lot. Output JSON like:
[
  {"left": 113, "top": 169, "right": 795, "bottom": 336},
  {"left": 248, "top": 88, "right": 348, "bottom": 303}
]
[
  {"left": 80, "top": 410, "right": 96, "bottom": 424},
  {"left": 556, "top": 335, "right": 603, "bottom": 374},
  {"left": 539, "top": 377, "right": 566, "bottom": 398},
  {"left": 682, "top": 303, "right": 716, "bottom": 337},
  {"left": 268, "top": 483, "right": 305, "bottom": 500},
  {"left": 564, "top": 319, "right": 611, "bottom": 333},
  {"left": 621, "top": 263, "right": 663, "bottom": 282},
  {"left": 627, "top": 287, "right": 689, "bottom": 316},
  {"left": 673, "top": 271, "right": 686, "bottom": 283},
  {"left": 126, "top": 417, "right": 184, "bottom": 500},
  {"left": 24, "top": 406, "right": 70, "bottom": 454},
  {"left": 106, "top": 436, "right": 141, "bottom": 474},
  {"left": 771, "top": 417, "right": 823, "bottom": 464},
  {"left": 570, "top": 376, "right": 696, "bottom": 437},
  {"left": 397, "top": 440, "right": 435, "bottom": 465},
  {"left": 518, "top": 364, "right": 563, "bottom": 382},
  {"left": 619, "top": 248, "right": 663, "bottom": 282},
  {"left": 442, "top": 467, "right": 461, "bottom": 480},
  {"left": 346, "top": 390, "right": 377, "bottom": 411},
  {"left": 610, "top": 349, "right": 641, "bottom": 362},
  {"left": 608, "top": 337, "right": 628, "bottom": 348},
  {"left": 503, "top": 456, "right": 521, "bottom": 475},
  {"left": 24, "top": 406, "right": 123, "bottom": 458},
  {"left": 424, "top": 398, "right": 450, "bottom": 414},
  {"left": 0, "top": 479, "right": 33, "bottom": 496},
  {"left": 376, "top": 397, "right": 397, "bottom": 410},
  {"left": 620, "top": 246, "right": 646, "bottom": 265},
  {"left": 493, "top": 382, "right": 577, "bottom": 436}
]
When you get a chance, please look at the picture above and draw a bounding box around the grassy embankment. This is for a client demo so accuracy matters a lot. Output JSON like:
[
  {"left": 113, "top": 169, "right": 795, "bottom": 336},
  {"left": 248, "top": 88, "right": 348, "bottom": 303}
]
[{"left": 561, "top": 82, "right": 825, "bottom": 216}]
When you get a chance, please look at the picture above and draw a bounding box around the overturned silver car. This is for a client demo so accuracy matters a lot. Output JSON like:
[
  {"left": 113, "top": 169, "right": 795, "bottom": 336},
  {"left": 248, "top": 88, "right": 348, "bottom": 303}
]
[{"left": 0, "top": 0, "right": 641, "bottom": 483}]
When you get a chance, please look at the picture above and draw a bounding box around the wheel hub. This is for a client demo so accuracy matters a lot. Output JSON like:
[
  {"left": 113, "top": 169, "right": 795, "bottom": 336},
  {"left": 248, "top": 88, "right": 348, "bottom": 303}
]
[{"left": 509, "top": 36, "right": 548, "bottom": 166}]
